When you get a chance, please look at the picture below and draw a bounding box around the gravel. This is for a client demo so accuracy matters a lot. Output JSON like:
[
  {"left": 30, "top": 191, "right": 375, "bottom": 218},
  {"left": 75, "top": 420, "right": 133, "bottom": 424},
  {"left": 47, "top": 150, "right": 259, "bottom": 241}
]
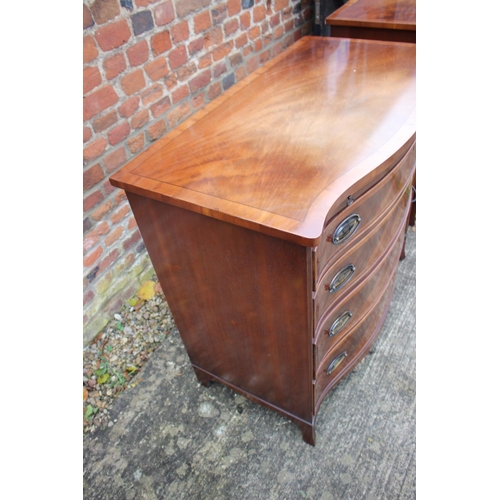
[{"left": 83, "top": 275, "right": 174, "bottom": 435}]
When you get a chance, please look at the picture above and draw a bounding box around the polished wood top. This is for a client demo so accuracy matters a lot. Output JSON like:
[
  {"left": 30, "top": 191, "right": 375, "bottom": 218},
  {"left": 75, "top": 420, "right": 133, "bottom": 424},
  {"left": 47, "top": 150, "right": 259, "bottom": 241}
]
[
  {"left": 326, "top": 0, "right": 416, "bottom": 31},
  {"left": 110, "top": 36, "right": 416, "bottom": 246}
]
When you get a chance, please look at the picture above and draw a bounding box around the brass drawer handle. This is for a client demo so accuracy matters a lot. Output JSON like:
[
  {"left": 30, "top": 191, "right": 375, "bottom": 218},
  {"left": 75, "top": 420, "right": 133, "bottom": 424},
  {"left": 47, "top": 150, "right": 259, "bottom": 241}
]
[
  {"left": 327, "top": 351, "right": 348, "bottom": 375},
  {"left": 329, "top": 264, "right": 356, "bottom": 293},
  {"left": 332, "top": 214, "right": 361, "bottom": 245},
  {"left": 329, "top": 311, "right": 353, "bottom": 337}
]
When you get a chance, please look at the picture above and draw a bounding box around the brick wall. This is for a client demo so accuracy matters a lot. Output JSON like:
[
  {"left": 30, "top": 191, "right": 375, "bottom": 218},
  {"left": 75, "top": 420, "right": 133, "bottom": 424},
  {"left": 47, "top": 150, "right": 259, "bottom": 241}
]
[{"left": 83, "top": 0, "right": 313, "bottom": 346}]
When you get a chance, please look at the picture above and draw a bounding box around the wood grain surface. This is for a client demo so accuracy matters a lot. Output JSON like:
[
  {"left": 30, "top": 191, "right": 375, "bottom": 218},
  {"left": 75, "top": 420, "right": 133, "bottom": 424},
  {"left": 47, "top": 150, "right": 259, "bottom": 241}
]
[
  {"left": 326, "top": 0, "right": 416, "bottom": 31},
  {"left": 110, "top": 36, "right": 416, "bottom": 246}
]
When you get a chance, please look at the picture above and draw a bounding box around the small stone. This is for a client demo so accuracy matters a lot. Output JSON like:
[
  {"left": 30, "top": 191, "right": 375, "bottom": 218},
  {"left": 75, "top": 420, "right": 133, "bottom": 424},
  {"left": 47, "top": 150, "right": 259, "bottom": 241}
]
[{"left": 114, "top": 313, "right": 123, "bottom": 321}]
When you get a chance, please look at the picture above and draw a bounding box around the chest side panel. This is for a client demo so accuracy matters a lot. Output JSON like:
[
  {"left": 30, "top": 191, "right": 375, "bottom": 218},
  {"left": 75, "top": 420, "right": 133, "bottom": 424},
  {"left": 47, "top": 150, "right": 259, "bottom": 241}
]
[{"left": 127, "top": 192, "right": 314, "bottom": 422}]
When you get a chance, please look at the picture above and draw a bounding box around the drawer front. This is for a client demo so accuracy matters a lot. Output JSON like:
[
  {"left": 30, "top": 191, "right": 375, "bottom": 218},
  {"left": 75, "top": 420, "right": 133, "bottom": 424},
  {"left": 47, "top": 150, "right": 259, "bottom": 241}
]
[
  {"left": 315, "top": 142, "right": 415, "bottom": 281},
  {"left": 314, "top": 181, "right": 411, "bottom": 325},
  {"left": 314, "top": 223, "right": 405, "bottom": 369},
  {"left": 314, "top": 265, "right": 398, "bottom": 411}
]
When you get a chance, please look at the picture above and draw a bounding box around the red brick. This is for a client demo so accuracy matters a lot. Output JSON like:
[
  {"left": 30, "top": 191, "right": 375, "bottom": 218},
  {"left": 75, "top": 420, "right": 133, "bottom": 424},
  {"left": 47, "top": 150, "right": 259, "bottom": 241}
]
[
  {"left": 189, "top": 69, "right": 211, "bottom": 93},
  {"left": 84, "top": 221, "right": 110, "bottom": 252},
  {"left": 254, "top": 39, "right": 263, "bottom": 52},
  {"left": 194, "top": 10, "right": 211, "bottom": 33},
  {"left": 172, "top": 84, "right": 189, "bottom": 104},
  {"left": 204, "top": 26, "right": 223, "bottom": 49},
  {"left": 110, "top": 204, "right": 131, "bottom": 224},
  {"left": 263, "top": 33, "right": 272, "bottom": 47},
  {"left": 84, "top": 163, "right": 105, "bottom": 191},
  {"left": 131, "top": 109, "right": 150, "bottom": 129},
  {"left": 91, "top": 200, "right": 114, "bottom": 221},
  {"left": 260, "top": 50, "right": 271, "bottom": 64},
  {"left": 213, "top": 61, "right": 227, "bottom": 78},
  {"left": 141, "top": 84, "right": 163, "bottom": 105},
  {"left": 84, "top": 190, "right": 104, "bottom": 212},
  {"left": 176, "top": 62, "right": 197, "bottom": 80},
  {"left": 83, "top": 290, "right": 95, "bottom": 307},
  {"left": 114, "top": 188, "right": 128, "bottom": 204},
  {"left": 128, "top": 217, "right": 138, "bottom": 230},
  {"left": 118, "top": 97, "right": 140, "bottom": 118},
  {"left": 284, "top": 19, "right": 293, "bottom": 32},
  {"left": 224, "top": 18, "right": 239, "bottom": 36},
  {"left": 84, "top": 246, "right": 103, "bottom": 267},
  {"left": 128, "top": 133, "right": 146, "bottom": 154},
  {"left": 229, "top": 53, "right": 243, "bottom": 67},
  {"left": 240, "top": 12, "right": 251, "bottom": 29},
  {"left": 212, "top": 41, "right": 233, "bottom": 61},
  {"left": 103, "top": 52, "right": 126, "bottom": 80},
  {"left": 103, "top": 147, "right": 127, "bottom": 173},
  {"left": 104, "top": 178, "right": 115, "bottom": 197},
  {"left": 93, "top": 110, "right": 118, "bottom": 133},
  {"left": 121, "top": 69, "right": 146, "bottom": 95},
  {"left": 83, "top": 66, "right": 102, "bottom": 95},
  {"left": 249, "top": 25, "right": 260, "bottom": 40},
  {"left": 275, "top": 0, "right": 289, "bottom": 11},
  {"left": 151, "top": 30, "right": 172, "bottom": 56},
  {"left": 145, "top": 57, "right": 169, "bottom": 81},
  {"left": 271, "top": 41, "right": 283, "bottom": 58},
  {"left": 253, "top": 5, "right": 266, "bottom": 22},
  {"left": 176, "top": 0, "right": 210, "bottom": 18},
  {"left": 198, "top": 54, "right": 212, "bottom": 69},
  {"left": 192, "top": 94, "right": 205, "bottom": 109},
  {"left": 123, "top": 229, "right": 142, "bottom": 251},
  {"left": 235, "top": 65, "right": 247, "bottom": 82},
  {"left": 84, "top": 84, "right": 119, "bottom": 121},
  {"left": 136, "top": 0, "right": 161, "bottom": 6},
  {"left": 108, "top": 122, "right": 131, "bottom": 145},
  {"left": 83, "top": 35, "right": 98, "bottom": 64},
  {"left": 188, "top": 37, "right": 204, "bottom": 55},
  {"left": 208, "top": 81, "right": 221, "bottom": 100},
  {"left": 171, "top": 20, "right": 189, "bottom": 43},
  {"left": 148, "top": 119, "right": 167, "bottom": 141},
  {"left": 95, "top": 19, "right": 131, "bottom": 51},
  {"left": 284, "top": 33, "right": 294, "bottom": 48},
  {"left": 90, "top": 0, "right": 120, "bottom": 25},
  {"left": 211, "top": 4, "right": 227, "bottom": 25},
  {"left": 228, "top": 0, "right": 241, "bottom": 16},
  {"left": 154, "top": 1, "right": 175, "bottom": 26},
  {"left": 165, "top": 74, "right": 178, "bottom": 90},
  {"left": 127, "top": 40, "right": 149, "bottom": 67},
  {"left": 83, "top": 137, "right": 107, "bottom": 163},
  {"left": 83, "top": 127, "right": 92, "bottom": 143},
  {"left": 235, "top": 33, "right": 248, "bottom": 48},
  {"left": 270, "top": 13, "right": 280, "bottom": 27},
  {"left": 274, "top": 25, "right": 284, "bottom": 39},
  {"left": 83, "top": 5, "right": 94, "bottom": 29},
  {"left": 247, "top": 54, "right": 259, "bottom": 74},
  {"left": 104, "top": 226, "right": 124, "bottom": 247},
  {"left": 167, "top": 102, "right": 191, "bottom": 128},
  {"left": 150, "top": 96, "right": 171, "bottom": 117},
  {"left": 168, "top": 46, "right": 187, "bottom": 70},
  {"left": 98, "top": 249, "right": 120, "bottom": 272}
]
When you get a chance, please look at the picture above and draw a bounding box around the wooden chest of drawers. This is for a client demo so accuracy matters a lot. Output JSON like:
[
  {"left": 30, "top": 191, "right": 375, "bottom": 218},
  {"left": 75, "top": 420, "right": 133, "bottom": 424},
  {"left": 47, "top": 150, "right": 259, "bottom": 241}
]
[
  {"left": 110, "top": 36, "right": 416, "bottom": 445},
  {"left": 326, "top": 0, "right": 416, "bottom": 43}
]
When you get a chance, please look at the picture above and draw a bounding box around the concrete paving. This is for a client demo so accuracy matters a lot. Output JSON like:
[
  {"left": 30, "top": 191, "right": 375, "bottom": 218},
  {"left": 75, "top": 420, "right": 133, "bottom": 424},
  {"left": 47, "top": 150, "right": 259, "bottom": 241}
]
[{"left": 83, "top": 228, "right": 416, "bottom": 500}]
